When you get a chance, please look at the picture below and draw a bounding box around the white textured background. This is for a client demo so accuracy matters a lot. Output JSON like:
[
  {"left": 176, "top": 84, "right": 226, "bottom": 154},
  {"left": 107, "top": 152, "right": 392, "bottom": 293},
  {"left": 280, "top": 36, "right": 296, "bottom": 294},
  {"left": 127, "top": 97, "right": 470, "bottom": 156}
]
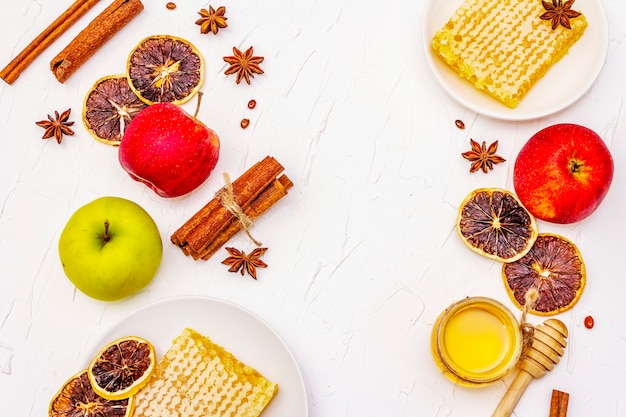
[{"left": 1, "top": 0, "right": 625, "bottom": 416}]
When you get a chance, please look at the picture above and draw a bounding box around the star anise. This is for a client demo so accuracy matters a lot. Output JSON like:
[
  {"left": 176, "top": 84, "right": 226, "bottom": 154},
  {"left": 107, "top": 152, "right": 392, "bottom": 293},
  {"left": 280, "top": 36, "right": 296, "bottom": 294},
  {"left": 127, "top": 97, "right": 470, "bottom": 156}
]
[
  {"left": 540, "top": 0, "right": 582, "bottom": 30},
  {"left": 35, "top": 108, "right": 75, "bottom": 144},
  {"left": 461, "top": 139, "right": 506, "bottom": 173},
  {"left": 195, "top": 6, "right": 228, "bottom": 35},
  {"left": 221, "top": 247, "right": 268, "bottom": 280},
  {"left": 223, "top": 46, "right": 264, "bottom": 85}
]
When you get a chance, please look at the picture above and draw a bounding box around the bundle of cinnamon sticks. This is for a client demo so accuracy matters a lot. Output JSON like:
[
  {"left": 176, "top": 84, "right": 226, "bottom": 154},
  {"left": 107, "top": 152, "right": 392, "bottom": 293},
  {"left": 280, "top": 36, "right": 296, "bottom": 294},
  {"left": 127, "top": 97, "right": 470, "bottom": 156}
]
[{"left": 171, "top": 156, "right": 293, "bottom": 260}]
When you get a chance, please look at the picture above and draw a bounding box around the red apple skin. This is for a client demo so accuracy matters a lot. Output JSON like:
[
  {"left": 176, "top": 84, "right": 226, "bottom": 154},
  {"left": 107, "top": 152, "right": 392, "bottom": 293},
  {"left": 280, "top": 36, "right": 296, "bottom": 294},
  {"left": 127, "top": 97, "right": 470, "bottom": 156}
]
[
  {"left": 119, "top": 102, "right": 220, "bottom": 198},
  {"left": 513, "top": 123, "right": 613, "bottom": 224}
]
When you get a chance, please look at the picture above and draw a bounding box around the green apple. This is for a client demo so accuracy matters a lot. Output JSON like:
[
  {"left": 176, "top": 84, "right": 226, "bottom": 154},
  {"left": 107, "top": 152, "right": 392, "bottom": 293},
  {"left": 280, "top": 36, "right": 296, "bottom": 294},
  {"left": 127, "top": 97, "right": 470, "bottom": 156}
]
[{"left": 58, "top": 196, "right": 163, "bottom": 301}]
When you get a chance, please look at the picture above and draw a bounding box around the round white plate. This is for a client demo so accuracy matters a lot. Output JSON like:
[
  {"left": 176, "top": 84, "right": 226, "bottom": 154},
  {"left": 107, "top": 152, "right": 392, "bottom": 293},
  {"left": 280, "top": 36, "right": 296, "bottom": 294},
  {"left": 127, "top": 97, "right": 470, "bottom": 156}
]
[
  {"left": 83, "top": 296, "right": 308, "bottom": 416},
  {"left": 422, "top": 0, "right": 609, "bottom": 121}
]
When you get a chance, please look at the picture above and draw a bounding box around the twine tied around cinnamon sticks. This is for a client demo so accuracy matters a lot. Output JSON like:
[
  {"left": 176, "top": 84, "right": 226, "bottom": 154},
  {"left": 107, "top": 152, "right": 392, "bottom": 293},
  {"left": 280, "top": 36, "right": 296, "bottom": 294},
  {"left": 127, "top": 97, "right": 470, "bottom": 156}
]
[
  {"left": 215, "top": 172, "right": 262, "bottom": 246},
  {"left": 519, "top": 287, "right": 539, "bottom": 353}
]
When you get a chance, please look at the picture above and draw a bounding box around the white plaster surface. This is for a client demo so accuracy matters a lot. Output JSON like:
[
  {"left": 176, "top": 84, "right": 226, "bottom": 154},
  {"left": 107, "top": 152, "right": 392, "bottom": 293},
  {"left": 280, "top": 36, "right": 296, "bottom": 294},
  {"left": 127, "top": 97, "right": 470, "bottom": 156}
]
[{"left": 1, "top": 0, "right": 625, "bottom": 416}]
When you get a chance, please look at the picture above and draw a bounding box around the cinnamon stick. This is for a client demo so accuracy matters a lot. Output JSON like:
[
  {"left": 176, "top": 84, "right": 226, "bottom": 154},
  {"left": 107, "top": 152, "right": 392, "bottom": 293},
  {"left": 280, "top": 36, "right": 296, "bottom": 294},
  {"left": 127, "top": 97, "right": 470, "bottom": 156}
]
[
  {"left": 171, "top": 156, "right": 292, "bottom": 261},
  {"left": 199, "top": 175, "right": 293, "bottom": 260},
  {"left": 50, "top": 0, "right": 143, "bottom": 83},
  {"left": 172, "top": 156, "right": 284, "bottom": 242},
  {"left": 0, "top": 0, "right": 101, "bottom": 84},
  {"left": 171, "top": 156, "right": 284, "bottom": 252},
  {"left": 549, "top": 390, "right": 569, "bottom": 417}
]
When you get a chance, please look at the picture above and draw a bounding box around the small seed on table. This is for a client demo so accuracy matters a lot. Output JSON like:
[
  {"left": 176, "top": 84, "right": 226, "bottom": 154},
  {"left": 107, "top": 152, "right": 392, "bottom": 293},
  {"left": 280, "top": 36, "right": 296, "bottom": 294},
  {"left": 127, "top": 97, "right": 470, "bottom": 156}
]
[{"left": 240, "top": 118, "right": 250, "bottom": 129}]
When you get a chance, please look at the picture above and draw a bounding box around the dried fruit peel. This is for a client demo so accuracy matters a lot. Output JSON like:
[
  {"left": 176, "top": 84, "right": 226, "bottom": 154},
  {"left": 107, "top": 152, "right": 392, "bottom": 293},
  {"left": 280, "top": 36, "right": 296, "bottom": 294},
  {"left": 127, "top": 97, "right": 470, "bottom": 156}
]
[
  {"left": 502, "top": 233, "right": 586, "bottom": 316},
  {"left": 456, "top": 188, "right": 538, "bottom": 262},
  {"left": 49, "top": 369, "right": 134, "bottom": 417},
  {"left": 87, "top": 336, "right": 156, "bottom": 401},
  {"left": 83, "top": 74, "right": 148, "bottom": 145},
  {"left": 126, "top": 34, "right": 204, "bottom": 105}
]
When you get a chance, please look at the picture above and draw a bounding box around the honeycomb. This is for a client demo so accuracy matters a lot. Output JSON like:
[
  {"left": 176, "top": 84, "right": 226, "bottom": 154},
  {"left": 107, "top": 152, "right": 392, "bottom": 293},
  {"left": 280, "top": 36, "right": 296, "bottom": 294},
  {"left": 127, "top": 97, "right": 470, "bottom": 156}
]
[
  {"left": 432, "top": 0, "right": 587, "bottom": 108},
  {"left": 133, "top": 328, "right": 278, "bottom": 417}
]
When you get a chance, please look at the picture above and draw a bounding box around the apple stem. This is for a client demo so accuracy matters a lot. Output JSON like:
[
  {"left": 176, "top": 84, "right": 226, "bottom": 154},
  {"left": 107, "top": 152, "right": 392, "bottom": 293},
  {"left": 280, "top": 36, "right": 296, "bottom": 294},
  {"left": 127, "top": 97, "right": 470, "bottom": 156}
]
[
  {"left": 102, "top": 220, "right": 111, "bottom": 245},
  {"left": 568, "top": 159, "right": 584, "bottom": 173},
  {"left": 194, "top": 91, "right": 203, "bottom": 120}
]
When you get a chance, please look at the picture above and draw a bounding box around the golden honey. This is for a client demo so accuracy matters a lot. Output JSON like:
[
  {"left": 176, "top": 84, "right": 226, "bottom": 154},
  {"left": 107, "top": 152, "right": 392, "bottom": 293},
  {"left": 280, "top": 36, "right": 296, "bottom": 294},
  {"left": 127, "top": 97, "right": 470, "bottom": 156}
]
[
  {"left": 431, "top": 0, "right": 588, "bottom": 108},
  {"left": 431, "top": 297, "right": 522, "bottom": 387}
]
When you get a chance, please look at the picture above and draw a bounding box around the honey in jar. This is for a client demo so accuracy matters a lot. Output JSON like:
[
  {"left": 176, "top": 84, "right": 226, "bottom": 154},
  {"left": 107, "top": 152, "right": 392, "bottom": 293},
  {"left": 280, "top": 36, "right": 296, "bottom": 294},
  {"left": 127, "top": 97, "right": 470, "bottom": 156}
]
[{"left": 431, "top": 297, "right": 522, "bottom": 387}]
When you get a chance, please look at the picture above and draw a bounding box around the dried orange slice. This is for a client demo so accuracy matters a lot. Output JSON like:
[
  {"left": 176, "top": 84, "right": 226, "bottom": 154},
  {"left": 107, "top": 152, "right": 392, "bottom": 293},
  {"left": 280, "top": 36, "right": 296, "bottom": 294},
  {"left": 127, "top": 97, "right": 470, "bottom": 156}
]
[
  {"left": 49, "top": 369, "right": 134, "bottom": 417},
  {"left": 83, "top": 74, "right": 148, "bottom": 146},
  {"left": 127, "top": 35, "right": 204, "bottom": 105},
  {"left": 457, "top": 188, "right": 538, "bottom": 262},
  {"left": 503, "top": 233, "right": 586, "bottom": 316},
  {"left": 87, "top": 336, "right": 156, "bottom": 401}
]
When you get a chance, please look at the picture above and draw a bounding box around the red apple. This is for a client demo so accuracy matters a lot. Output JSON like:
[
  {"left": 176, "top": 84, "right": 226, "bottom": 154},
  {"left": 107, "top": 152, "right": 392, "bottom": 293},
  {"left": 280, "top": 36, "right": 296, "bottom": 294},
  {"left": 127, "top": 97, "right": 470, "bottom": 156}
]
[
  {"left": 119, "top": 101, "right": 220, "bottom": 198},
  {"left": 513, "top": 123, "right": 613, "bottom": 224}
]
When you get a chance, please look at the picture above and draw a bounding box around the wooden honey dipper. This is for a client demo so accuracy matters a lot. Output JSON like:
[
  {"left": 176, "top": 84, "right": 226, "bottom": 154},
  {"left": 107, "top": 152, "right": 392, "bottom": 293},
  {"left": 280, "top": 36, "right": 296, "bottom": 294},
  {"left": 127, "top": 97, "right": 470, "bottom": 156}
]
[{"left": 491, "top": 318, "right": 568, "bottom": 417}]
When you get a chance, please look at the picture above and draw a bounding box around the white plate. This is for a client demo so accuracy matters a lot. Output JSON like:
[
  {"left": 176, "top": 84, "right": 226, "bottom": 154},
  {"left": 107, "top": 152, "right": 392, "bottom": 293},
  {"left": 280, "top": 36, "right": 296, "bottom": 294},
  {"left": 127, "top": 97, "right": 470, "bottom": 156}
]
[
  {"left": 84, "top": 296, "right": 308, "bottom": 416},
  {"left": 422, "top": 0, "right": 609, "bottom": 121}
]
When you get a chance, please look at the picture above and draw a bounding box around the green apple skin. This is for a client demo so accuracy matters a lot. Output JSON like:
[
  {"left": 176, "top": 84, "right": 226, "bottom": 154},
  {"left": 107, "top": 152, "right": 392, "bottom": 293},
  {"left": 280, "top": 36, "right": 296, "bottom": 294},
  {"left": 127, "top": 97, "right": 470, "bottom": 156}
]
[{"left": 58, "top": 197, "right": 163, "bottom": 301}]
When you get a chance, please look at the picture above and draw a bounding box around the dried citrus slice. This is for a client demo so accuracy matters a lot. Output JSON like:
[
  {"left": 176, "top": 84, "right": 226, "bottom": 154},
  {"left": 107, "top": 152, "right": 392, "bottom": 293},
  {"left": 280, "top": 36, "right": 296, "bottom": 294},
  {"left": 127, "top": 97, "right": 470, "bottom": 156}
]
[
  {"left": 87, "top": 336, "right": 156, "bottom": 401},
  {"left": 457, "top": 188, "right": 538, "bottom": 262},
  {"left": 503, "top": 233, "right": 586, "bottom": 316},
  {"left": 49, "top": 369, "right": 134, "bottom": 417},
  {"left": 127, "top": 35, "right": 204, "bottom": 105},
  {"left": 83, "top": 74, "right": 148, "bottom": 146}
]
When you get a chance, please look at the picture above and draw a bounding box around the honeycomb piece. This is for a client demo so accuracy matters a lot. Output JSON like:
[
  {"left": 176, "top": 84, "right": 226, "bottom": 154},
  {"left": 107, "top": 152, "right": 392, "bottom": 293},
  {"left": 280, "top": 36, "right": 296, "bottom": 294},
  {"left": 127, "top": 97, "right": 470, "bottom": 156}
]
[
  {"left": 134, "top": 328, "right": 278, "bottom": 417},
  {"left": 432, "top": 0, "right": 587, "bottom": 108}
]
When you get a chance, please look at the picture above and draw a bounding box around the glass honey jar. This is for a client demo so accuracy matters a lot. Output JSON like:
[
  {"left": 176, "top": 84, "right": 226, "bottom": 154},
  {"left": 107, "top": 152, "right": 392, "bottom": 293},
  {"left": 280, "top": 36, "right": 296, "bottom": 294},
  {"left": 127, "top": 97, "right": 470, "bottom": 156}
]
[{"left": 431, "top": 296, "right": 523, "bottom": 387}]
